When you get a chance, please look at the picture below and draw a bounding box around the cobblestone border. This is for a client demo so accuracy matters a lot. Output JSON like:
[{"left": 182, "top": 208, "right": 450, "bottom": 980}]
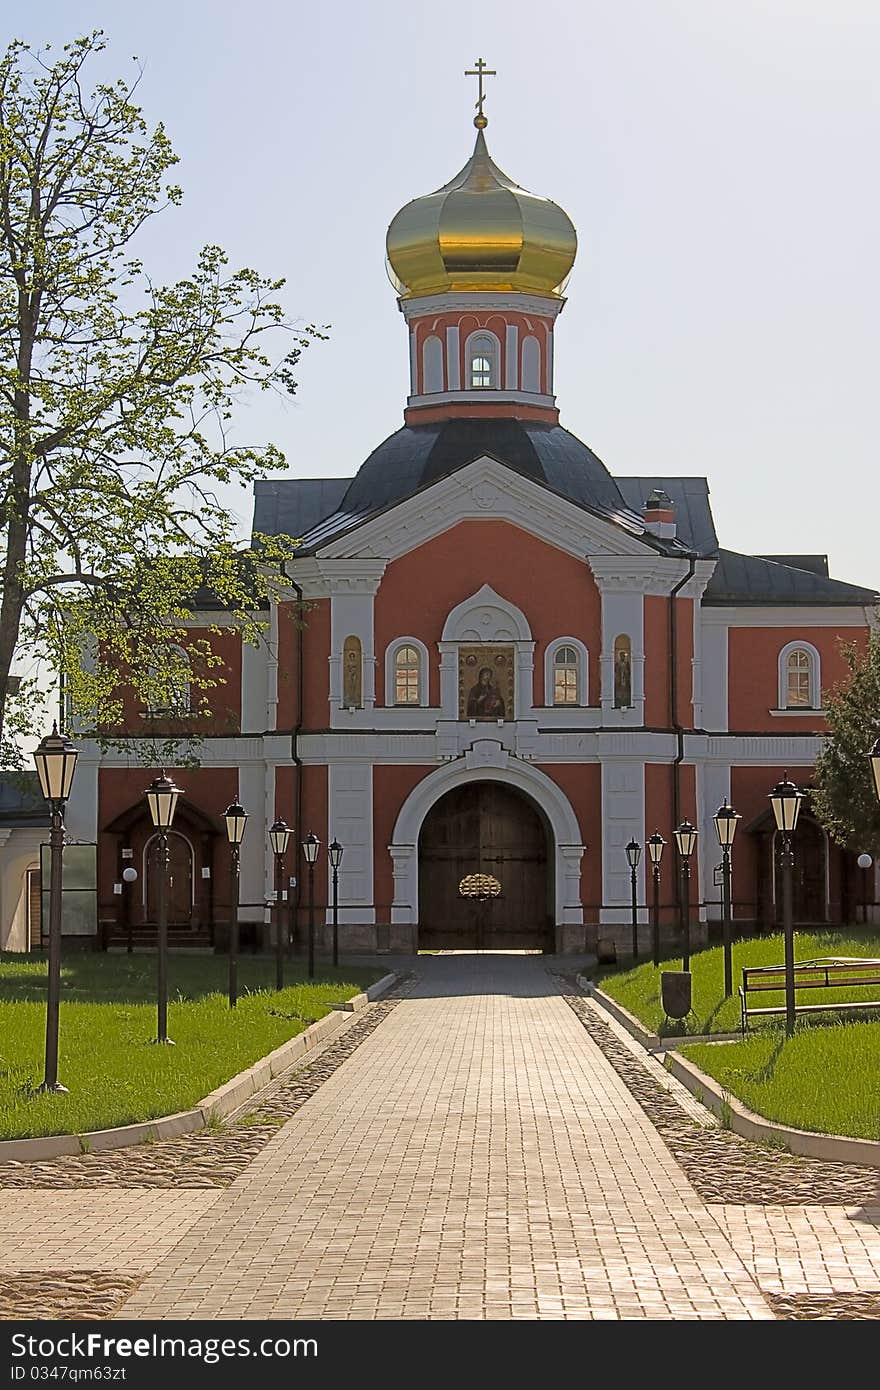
[
  {"left": 0, "top": 1271, "right": 141, "bottom": 1321},
  {"left": 0, "top": 972, "right": 397, "bottom": 1165},
  {"left": 0, "top": 977, "right": 416, "bottom": 1190},
  {"left": 560, "top": 986, "right": 880, "bottom": 1206},
  {"left": 583, "top": 976, "right": 880, "bottom": 1169}
]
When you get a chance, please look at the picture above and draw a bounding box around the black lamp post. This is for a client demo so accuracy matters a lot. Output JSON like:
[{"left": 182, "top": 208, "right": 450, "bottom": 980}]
[
  {"left": 673, "top": 820, "right": 698, "bottom": 971},
  {"left": 33, "top": 723, "right": 79, "bottom": 1091},
  {"left": 769, "top": 773, "right": 803, "bottom": 1036},
  {"left": 269, "top": 819, "right": 292, "bottom": 991},
  {"left": 144, "top": 772, "right": 182, "bottom": 1044},
  {"left": 625, "top": 839, "right": 641, "bottom": 961},
  {"left": 713, "top": 799, "right": 741, "bottom": 998},
  {"left": 646, "top": 832, "right": 665, "bottom": 968},
  {"left": 302, "top": 832, "right": 320, "bottom": 979},
  {"left": 328, "top": 838, "right": 343, "bottom": 968},
  {"left": 224, "top": 800, "right": 249, "bottom": 1008}
]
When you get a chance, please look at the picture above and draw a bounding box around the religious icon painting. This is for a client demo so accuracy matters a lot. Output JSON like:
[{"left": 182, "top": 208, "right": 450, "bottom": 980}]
[{"left": 458, "top": 645, "right": 515, "bottom": 721}]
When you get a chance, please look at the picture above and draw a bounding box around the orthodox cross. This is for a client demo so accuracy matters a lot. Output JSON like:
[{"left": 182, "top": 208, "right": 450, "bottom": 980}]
[{"left": 465, "top": 58, "right": 496, "bottom": 124}]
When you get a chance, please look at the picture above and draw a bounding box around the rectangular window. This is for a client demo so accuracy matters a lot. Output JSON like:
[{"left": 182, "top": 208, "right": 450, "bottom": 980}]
[{"left": 554, "top": 668, "right": 578, "bottom": 704}]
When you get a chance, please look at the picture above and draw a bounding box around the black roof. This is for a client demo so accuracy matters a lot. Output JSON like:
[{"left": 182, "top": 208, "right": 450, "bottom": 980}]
[
  {"left": 253, "top": 477, "right": 351, "bottom": 543},
  {"left": 0, "top": 772, "right": 50, "bottom": 826},
  {"left": 340, "top": 420, "right": 631, "bottom": 518},
  {"left": 757, "top": 554, "right": 829, "bottom": 578},
  {"left": 614, "top": 476, "right": 718, "bottom": 556},
  {"left": 704, "top": 549, "right": 878, "bottom": 606}
]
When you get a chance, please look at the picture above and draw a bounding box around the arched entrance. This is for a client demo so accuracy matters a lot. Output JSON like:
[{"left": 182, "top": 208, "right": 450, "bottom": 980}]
[{"left": 418, "top": 782, "right": 551, "bottom": 950}]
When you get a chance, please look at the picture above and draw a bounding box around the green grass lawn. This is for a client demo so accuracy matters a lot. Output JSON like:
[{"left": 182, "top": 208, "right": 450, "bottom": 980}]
[
  {"left": 682, "top": 1024, "right": 880, "bottom": 1141},
  {"left": 0, "top": 952, "right": 382, "bottom": 1140},
  {"left": 597, "top": 930, "right": 880, "bottom": 1037}
]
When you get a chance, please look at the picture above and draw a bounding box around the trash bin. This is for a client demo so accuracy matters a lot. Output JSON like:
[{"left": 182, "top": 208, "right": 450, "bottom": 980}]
[{"left": 660, "top": 970, "right": 692, "bottom": 1021}]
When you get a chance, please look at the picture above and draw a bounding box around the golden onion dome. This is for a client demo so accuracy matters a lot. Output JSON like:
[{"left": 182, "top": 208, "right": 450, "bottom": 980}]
[{"left": 386, "top": 127, "right": 577, "bottom": 299}]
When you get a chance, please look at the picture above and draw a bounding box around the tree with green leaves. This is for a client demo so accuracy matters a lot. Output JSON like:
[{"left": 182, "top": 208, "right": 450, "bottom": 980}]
[
  {"left": 0, "top": 31, "right": 324, "bottom": 765},
  {"left": 812, "top": 637, "right": 880, "bottom": 854}
]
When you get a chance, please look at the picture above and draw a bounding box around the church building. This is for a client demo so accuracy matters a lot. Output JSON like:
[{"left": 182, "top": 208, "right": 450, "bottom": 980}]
[{"left": 4, "top": 86, "right": 877, "bottom": 956}]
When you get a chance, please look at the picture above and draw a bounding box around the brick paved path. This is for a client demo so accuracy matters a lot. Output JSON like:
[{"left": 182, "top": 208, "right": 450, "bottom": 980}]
[
  {"left": 119, "top": 955, "right": 775, "bottom": 1319},
  {"left": 4, "top": 955, "right": 879, "bottom": 1320}
]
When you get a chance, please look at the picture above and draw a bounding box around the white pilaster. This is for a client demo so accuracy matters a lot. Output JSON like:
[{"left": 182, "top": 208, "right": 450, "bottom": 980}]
[
  {"left": 237, "top": 761, "right": 268, "bottom": 923},
  {"left": 505, "top": 324, "right": 519, "bottom": 389},
  {"left": 700, "top": 615, "right": 729, "bottom": 731},
  {"left": 600, "top": 757, "right": 646, "bottom": 924},
  {"left": 445, "top": 326, "right": 460, "bottom": 390},
  {"left": 66, "top": 754, "right": 99, "bottom": 843},
  {"left": 327, "top": 762, "right": 375, "bottom": 923},
  {"left": 698, "top": 761, "right": 731, "bottom": 922}
]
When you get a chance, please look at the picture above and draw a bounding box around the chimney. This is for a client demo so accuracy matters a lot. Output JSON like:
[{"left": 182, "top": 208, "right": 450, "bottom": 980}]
[{"left": 642, "top": 488, "right": 677, "bottom": 539}]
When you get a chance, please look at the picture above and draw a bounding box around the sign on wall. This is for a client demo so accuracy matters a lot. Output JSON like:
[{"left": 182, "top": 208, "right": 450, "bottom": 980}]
[{"left": 458, "top": 645, "right": 515, "bottom": 721}]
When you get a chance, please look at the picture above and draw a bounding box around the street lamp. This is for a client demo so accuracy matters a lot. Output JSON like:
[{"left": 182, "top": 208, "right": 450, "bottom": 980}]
[
  {"left": 769, "top": 773, "right": 803, "bottom": 1036},
  {"left": 673, "top": 820, "right": 698, "bottom": 970},
  {"left": 646, "top": 832, "right": 665, "bottom": 967},
  {"left": 144, "top": 772, "right": 182, "bottom": 1044},
  {"left": 33, "top": 723, "right": 79, "bottom": 1091},
  {"left": 224, "top": 800, "right": 249, "bottom": 1008},
  {"left": 857, "top": 853, "right": 873, "bottom": 924},
  {"left": 302, "top": 832, "right": 320, "bottom": 979},
  {"left": 713, "top": 799, "right": 742, "bottom": 998},
  {"left": 328, "top": 838, "right": 344, "bottom": 968},
  {"left": 625, "top": 839, "right": 641, "bottom": 961},
  {"left": 268, "top": 819, "right": 292, "bottom": 991}
]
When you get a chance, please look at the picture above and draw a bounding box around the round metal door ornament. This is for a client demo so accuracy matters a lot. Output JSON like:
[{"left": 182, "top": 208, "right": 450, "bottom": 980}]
[{"left": 458, "top": 873, "right": 502, "bottom": 903}]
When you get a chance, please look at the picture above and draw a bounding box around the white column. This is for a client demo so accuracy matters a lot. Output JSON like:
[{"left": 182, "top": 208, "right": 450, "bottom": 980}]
[
  {"left": 266, "top": 602, "right": 279, "bottom": 732},
  {"left": 600, "top": 757, "right": 646, "bottom": 925},
  {"left": 559, "top": 844, "right": 586, "bottom": 925},
  {"left": 241, "top": 638, "right": 268, "bottom": 734},
  {"left": 701, "top": 616, "right": 729, "bottom": 731},
  {"left": 238, "top": 761, "right": 267, "bottom": 923},
  {"left": 446, "top": 326, "right": 461, "bottom": 390},
  {"left": 330, "top": 589, "right": 377, "bottom": 726},
  {"left": 698, "top": 761, "right": 731, "bottom": 922},
  {"left": 389, "top": 843, "right": 416, "bottom": 924},
  {"left": 66, "top": 750, "right": 99, "bottom": 843},
  {"left": 438, "top": 643, "right": 459, "bottom": 718},
  {"left": 327, "top": 762, "right": 375, "bottom": 924},
  {"left": 505, "top": 324, "right": 519, "bottom": 389},
  {"left": 514, "top": 641, "right": 535, "bottom": 719},
  {"left": 409, "top": 328, "right": 418, "bottom": 394},
  {"left": 597, "top": 589, "right": 645, "bottom": 725}
]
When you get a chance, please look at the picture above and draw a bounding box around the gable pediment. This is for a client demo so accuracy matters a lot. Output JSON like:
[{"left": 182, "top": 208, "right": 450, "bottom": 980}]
[{"left": 307, "top": 456, "right": 656, "bottom": 566}]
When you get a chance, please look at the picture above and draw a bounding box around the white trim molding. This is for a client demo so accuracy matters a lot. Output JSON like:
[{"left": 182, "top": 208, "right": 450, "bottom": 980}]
[{"left": 384, "top": 636, "right": 430, "bottom": 708}]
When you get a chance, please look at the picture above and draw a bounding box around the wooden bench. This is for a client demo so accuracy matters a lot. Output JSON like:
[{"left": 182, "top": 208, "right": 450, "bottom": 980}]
[{"left": 739, "top": 956, "right": 880, "bottom": 1033}]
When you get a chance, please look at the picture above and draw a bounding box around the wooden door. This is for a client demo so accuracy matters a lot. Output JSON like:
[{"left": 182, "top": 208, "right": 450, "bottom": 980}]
[
  {"left": 145, "top": 832, "right": 194, "bottom": 926},
  {"left": 418, "top": 782, "right": 550, "bottom": 950},
  {"left": 772, "top": 818, "right": 827, "bottom": 925}
]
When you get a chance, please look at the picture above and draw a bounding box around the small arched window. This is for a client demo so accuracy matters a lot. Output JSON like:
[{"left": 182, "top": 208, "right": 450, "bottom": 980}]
[
  {"left": 394, "top": 645, "right": 421, "bottom": 705},
  {"left": 468, "top": 334, "right": 497, "bottom": 389},
  {"left": 780, "top": 644, "right": 820, "bottom": 710},
  {"left": 146, "top": 645, "right": 191, "bottom": 716},
  {"left": 342, "top": 635, "right": 362, "bottom": 708},
  {"left": 553, "top": 646, "right": 579, "bottom": 705}
]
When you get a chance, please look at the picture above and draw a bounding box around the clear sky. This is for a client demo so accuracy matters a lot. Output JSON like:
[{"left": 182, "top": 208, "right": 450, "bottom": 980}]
[{"left": 15, "top": 0, "right": 880, "bottom": 588}]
